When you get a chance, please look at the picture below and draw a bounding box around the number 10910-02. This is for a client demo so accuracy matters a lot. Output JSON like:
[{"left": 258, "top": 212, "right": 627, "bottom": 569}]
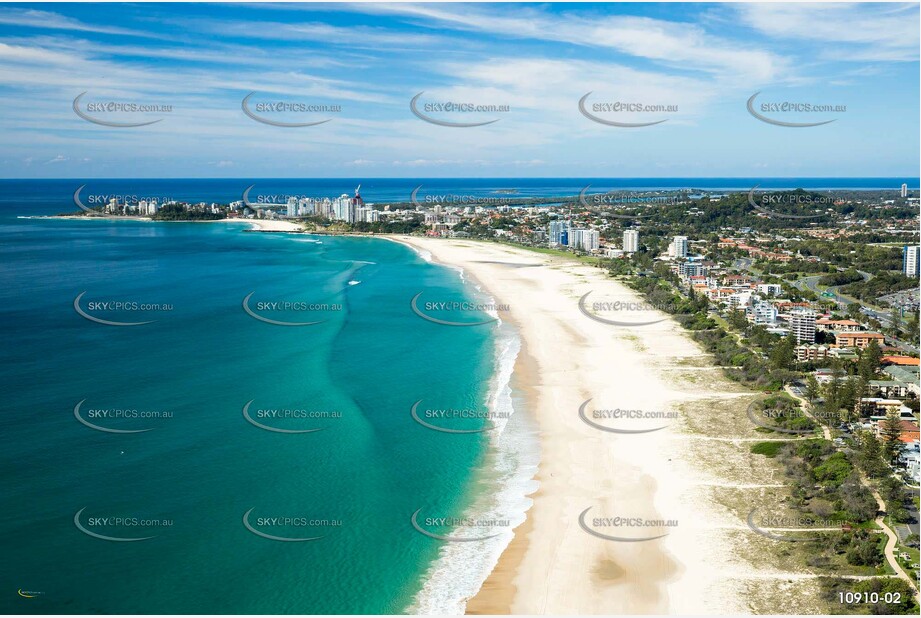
[{"left": 837, "top": 592, "right": 901, "bottom": 604}]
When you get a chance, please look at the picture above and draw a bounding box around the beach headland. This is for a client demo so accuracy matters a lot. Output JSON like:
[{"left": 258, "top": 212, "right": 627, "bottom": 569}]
[
  {"left": 387, "top": 235, "right": 768, "bottom": 615},
  {"left": 47, "top": 214, "right": 303, "bottom": 233}
]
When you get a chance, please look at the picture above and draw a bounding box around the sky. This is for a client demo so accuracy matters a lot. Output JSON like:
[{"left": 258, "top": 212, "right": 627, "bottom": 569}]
[{"left": 0, "top": 1, "right": 918, "bottom": 179}]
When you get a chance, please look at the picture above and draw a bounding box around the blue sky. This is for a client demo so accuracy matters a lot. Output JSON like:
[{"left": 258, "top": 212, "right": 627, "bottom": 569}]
[{"left": 0, "top": 2, "right": 918, "bottom": 178}]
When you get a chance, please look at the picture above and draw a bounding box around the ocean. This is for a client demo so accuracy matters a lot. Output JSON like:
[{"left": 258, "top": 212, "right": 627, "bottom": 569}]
[
  {"left": 0, "top": 181, "right": 542, "bottom": 614},
  {"left": 0, "top": 177, "right": 911, "bottom": 613}
]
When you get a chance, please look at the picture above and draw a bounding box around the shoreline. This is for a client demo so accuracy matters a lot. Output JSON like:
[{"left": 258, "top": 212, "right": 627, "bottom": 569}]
[
  {"left": 393, "top": 235, "right": 541, "bottom": 615},
  {"left": 33, "top": 214, "right": 304, "bottom": 232},
  {"left": 388, "top": 234, "right": 754, "bottom": 614}
]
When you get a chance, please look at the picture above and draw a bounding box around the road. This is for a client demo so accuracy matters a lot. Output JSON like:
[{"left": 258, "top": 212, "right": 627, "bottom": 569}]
[
  {"left": 784, "top": 385, "right": 831, "bottom": 440},
  {"left": 787, "top": 272, "right": 919, "bottom": 354},
  {"left": 784, "top": 386, "right": 918, "bottom": 597},
  {"left": 865, "top": 477, "right": 920, "bottom": 598}
]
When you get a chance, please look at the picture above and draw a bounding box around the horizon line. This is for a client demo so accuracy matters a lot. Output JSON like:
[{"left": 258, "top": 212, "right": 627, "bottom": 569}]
[{"left": 1, "top": 176, "right": 918, "bottom": 182}]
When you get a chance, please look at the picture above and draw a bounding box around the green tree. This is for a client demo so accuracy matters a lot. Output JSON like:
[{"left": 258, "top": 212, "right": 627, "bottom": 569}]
[
  {"left": 846, "top": 302, "right": 863, "bottom": 320},
  {"left": 907, "top": 312, "right": 919, "bottom": 339},
  {"left": 823, "top": 363, "right": 845, "bottom": 413},
  {"left": 858, "top": 340, "right": 883, "bottom": 382},
  {"left": 890, "top": 305, "right": 902, "bottom": 333},
  {"left": 805, "top": 374, "right": 821, "bottom": 401},
  {"left": 880, "top": 409, "right": 904, "bottom": 462},
  {"left": 839, "top": 376, "right": 860, "bottom": 416},
  {"left": 770, "top": 334, "right": 796, "bottom": 370},
  {"left": 857, "top": 431, "right": 886, "bottom": 477}
]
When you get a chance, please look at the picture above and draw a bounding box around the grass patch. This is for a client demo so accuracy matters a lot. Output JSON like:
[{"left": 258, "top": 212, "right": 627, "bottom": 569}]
[{"left": 751, "top": 441, "right": 784, "bottom": 458}]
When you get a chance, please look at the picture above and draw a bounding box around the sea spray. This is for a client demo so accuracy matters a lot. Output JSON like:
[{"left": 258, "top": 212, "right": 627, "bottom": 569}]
[{"left": 409, "top": 319, "right": 540, "bottom": 614}]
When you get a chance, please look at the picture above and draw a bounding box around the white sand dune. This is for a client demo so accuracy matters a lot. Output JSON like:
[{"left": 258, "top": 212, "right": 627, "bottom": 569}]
[{"left": 388, "top": 236, "right": 764, "bottom": 615}]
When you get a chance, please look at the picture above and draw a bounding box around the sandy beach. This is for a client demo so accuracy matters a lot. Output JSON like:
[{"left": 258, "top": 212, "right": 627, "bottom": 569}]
[
  {"left": 390, "top": 236, "right": 793, "bottom": 615},
  {"left": 225, "top": 218, "right": 303, "bottom": 232},
  {"left": 48, "top": 214, "right": 303, "bottom": 233}
]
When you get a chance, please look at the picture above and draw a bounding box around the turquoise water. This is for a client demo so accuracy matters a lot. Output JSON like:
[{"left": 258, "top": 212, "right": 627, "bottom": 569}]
[{"left": 0, "top": 217, "right": 509, "bottom": 613}]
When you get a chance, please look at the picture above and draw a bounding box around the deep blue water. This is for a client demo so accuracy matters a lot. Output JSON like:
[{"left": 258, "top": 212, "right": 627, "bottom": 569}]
[{"left": 0, "top": 190, "right": 510, "bottom": 613}]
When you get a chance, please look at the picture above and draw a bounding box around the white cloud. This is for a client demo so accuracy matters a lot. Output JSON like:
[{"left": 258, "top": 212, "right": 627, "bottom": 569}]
[
  {"left": 736, "top": 3, "right": 919, "bottom": 62},
  {"left": 346, "top": 3, "right": 787, "bottom": 81},
  {"left": 0, "top": 8, "right": 159, "bottom": 38}
]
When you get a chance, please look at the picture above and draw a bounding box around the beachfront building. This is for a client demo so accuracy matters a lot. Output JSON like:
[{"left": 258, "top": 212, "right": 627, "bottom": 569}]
[
  {"left": 867, "top": 380, "right": 911, "bottom": 399},
  {"left": 884, "top": 365, "right": 921, "bottom": 396},
  {"left": 856, "top": 398, "right": 912, "bottom": 418},
  {"left": 898, "top": 442, "right": 920, "bottom": 483},
  {"left": 548, "top": 220, "right": 570, "bottom": 247},
  {"left": 796, "top": 344, "right": 829, "bottom": 362},
  {"left": 623, "top": 229, "right": 639, "bottom": 253},
  {"left": 677, "top": 259, "right": 710, "bottom": 278},
  {"left": 747, "top": 300, "right": 778, "bottom": 326},
  {"left": 835, "top": 331, "right": 885, "bottom": 349},
  {"left": 756, "top": 283, "right": 782, "bottom": 297},
  {"left": 816, "top": 318, "right": 863, "bottom": 332},
  {"left": 570, "top": 229, "right": 600, "bottom": 252},
  {"left": 903, "top": 245, "right": 920, "bottom": 277},
  {"left": 874, "top": 419, "right": 920, "bottom": 444},
  {"left": 789, "top": 308, "right": 817, "bottom": 343},
  {"left": 138, "top": 200, "right": 159, "bottom": 216},
  {"left": 332, "top": 194, "right": 355, "bottom": 223}
]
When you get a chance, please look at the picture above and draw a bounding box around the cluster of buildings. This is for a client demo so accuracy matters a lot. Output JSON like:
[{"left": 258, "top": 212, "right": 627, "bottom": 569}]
[
  {"left": 101, "top": 198, "right": 165, "bottom": 216},
  {"left": 662, "top": 237, "right": 895, "bottom": 359},
  {"left": 547, "top": 220, "right": 601, "bottom": 252},
  {"left": 102, "top": 198, "right": 225, "bottom": 217},
  {"left": 843, "top": 358, "right": 919, "bottom": 483},
  {"left": 277, "top": 187, "right": 380, "bottom": 223},
  {"left": 810, "top": 355, "right": 919, "bottom": 483}
]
